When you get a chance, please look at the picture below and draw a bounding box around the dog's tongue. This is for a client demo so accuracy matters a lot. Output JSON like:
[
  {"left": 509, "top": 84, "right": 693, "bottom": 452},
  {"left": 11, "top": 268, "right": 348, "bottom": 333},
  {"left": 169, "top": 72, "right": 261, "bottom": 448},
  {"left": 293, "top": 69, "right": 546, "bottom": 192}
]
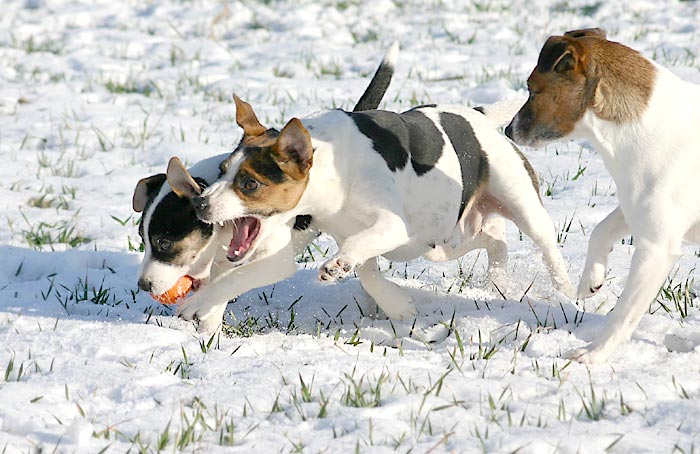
[{"left": 228, "top": 217, "right": 260, "bottom": 261}]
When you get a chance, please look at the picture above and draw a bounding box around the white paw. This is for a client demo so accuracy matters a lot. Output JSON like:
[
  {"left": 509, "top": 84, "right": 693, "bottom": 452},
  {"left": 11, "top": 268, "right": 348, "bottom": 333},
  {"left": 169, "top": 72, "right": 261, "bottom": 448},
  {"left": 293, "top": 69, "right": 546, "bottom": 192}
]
[
  {"left": 565, "top": 344, "right": 611, "bottom": 364},
  {"left": 319, "top": 255, "right": 357, "bottom": 282},
  {"left": 177, "top": 294, "right": 226, "bottom": 333},
  {"left": 577, "top": 264, "right": 605, "bottom": 299}
]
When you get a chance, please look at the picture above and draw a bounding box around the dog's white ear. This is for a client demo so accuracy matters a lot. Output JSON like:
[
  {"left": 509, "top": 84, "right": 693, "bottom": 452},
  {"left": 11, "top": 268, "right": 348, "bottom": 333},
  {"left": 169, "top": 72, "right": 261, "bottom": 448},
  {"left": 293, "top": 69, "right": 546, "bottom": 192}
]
[
  {"left": 166, "top": 157, "right": 201, "bottom": 199},
  {"left": 565, "top": 28, "right": 606, "bottom": 40},
  {"left": 133, "top": 173, "right": 166, "bottom": 212},
  {"left": 273, "top": 118, "right": 313, "bottom": 180},
  {"left": 233, "top": 94, "right": 267, "bottom": 137}
]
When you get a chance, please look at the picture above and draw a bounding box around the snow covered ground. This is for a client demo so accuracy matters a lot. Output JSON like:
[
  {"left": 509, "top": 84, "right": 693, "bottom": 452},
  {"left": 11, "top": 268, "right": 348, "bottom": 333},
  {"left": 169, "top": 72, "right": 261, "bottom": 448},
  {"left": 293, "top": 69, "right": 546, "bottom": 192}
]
[{"left": 1, "top": 0, "right": 700, "bottom": 452}]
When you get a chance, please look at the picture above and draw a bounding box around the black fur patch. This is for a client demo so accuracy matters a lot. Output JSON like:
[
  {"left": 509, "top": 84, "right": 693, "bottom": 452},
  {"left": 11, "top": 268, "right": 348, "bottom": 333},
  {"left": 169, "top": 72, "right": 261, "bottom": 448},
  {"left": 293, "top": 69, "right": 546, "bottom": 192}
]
[
  {"left": 473, "top": 106, "right": 485, "bottom": 114},
  {"left": 402, "top": 110, "right": 444, "bottom": 175},
  {"left": 349, "top": 111, "right": 409, "bottom": 171},
  {"left": 148, "top": 193, "right": 213, "bottom": 264},
  {"left": 410, "top": 104, "right": 437, "bottom": 110},
  {"left": 293, "top": 215, "right": 312, "bottom": 231},
  {"left": 348, "top": 109, "right": 444, "bottom": 175},
  {"left": 537, "top": 38, "right": 570, "bottom": 73},
  {"left": 244, "top": 149, "right": 287, "bottom": 184},
  {"left": 439, "top": 112, "right": 489, "bottom": 222}
]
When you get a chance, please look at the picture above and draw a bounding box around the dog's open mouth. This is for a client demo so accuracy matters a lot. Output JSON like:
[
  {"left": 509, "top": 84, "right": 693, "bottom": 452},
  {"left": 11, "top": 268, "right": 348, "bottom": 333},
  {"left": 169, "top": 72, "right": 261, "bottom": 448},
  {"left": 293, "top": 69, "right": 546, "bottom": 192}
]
[{"left": 227, "top": 217, "right": 260, "bottom": 262}]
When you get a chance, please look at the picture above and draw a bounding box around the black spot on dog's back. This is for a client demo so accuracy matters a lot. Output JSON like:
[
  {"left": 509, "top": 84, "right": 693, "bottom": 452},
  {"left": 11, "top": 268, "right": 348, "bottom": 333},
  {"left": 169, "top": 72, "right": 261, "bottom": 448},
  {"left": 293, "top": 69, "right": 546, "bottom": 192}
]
[
  {"left": 439, "top": 112, "right": 489, "bottom": 221},
  {"left": 473, "top": 106, "right": 485, "bottom": 114},
  {"left": 401, "top": 110, "right": 445, "bottom": 175},
  {"left": 348, "top": 111, "right": 409, "bottom": 171},
  {"left": 348, "top": 109, "right": 445, "bottom": 175}
]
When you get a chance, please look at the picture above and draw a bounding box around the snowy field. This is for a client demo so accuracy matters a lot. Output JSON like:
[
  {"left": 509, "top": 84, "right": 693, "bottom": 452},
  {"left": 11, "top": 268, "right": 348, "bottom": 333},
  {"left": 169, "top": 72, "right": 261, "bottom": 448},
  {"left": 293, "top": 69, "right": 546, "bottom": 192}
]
[{"left": 1, "top": 0, "right": 700, "bottom": 452}]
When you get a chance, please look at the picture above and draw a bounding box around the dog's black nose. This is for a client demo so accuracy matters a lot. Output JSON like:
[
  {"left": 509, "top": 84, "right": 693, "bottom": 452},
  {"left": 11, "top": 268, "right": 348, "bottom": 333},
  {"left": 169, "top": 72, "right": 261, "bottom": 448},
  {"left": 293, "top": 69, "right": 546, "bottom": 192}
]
[
  {"left": 137, "top": 278, "right": 152, "bottom": 292},
  {"left": 192, "top": 196, "right": 208, "bottom": 213},
  {"left": 505, "top": 123, "right": 514, "bottom": 140}
]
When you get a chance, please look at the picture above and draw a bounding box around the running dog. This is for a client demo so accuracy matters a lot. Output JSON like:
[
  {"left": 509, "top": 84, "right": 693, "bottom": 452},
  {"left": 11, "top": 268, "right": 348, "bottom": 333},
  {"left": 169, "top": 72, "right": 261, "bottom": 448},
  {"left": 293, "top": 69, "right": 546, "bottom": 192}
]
[
  {"left": 191, "top": 96, "right": 575, "bottom": 321},
  {"left": 506, "top": 28, "right": 700, "bottom": 363}
]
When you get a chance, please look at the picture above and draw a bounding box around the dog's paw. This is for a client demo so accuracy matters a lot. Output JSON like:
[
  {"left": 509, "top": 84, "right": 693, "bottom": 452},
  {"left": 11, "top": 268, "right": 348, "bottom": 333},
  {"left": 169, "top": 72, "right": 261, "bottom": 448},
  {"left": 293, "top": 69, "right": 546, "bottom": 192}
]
[
  {"left": 565, "top": 344, "right": 611, "bottom": 364},
  {"left": 319, "top": 255, "right": 357, "bottom": 282},
  {"left": 177, "top": 295, "right": 226, "bottom": 333},
  {"left": 577, "top": 265, "right": 605, "bottom": 299}
]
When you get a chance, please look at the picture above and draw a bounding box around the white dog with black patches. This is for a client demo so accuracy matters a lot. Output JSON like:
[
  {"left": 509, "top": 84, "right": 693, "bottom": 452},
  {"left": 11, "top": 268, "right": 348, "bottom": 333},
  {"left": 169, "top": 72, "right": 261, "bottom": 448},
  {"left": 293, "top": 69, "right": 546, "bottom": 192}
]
[
  {"left": 191, "top": 96, "right": 575, "bottom": 320},
  {"left": 506, "top": 28, "right": 700, "bottom": 363}
]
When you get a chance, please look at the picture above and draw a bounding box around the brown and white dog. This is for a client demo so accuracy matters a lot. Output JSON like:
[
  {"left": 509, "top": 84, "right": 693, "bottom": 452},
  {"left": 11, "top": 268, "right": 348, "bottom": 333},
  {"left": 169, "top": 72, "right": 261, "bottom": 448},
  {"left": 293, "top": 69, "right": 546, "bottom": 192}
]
[{"left": 506, "top": 28, "right": 700, "bottom": 363}]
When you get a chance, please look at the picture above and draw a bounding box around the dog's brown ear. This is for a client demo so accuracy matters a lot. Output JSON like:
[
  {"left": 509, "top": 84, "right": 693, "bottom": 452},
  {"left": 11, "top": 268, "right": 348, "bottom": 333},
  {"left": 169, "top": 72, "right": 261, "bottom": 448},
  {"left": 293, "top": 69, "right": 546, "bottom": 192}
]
[
  {"left": 166, "top": 157, "right": 201, "bottom": 199},
  {"left": 273, "top": 118, "right": 313, "bottom": 180},
  {"left": 565, "top": 28, "right": 606, "bottom": 40},
  {"left": 538, "top": 37, "right": 581, "bottom": 75},
  {"left": 133, "top": 173, "right": 166, "bottom": 212},
  {"left": 233, "top": 94, "right": 267, "bottom": 137}
]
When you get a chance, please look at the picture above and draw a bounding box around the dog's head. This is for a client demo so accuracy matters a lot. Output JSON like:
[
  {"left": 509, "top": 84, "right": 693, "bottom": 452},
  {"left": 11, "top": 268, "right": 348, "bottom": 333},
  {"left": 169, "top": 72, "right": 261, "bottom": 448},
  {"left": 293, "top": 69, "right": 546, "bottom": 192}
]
[
  {"left": 193, "top": 95, "right": 314, "bottom": 264},
  {"left": 132, "top": 157, "right": 223, "bottom": 296},
  {"left": 506, "top": 28, "right": 657, "bottom": 147},
  {"left": 505, "top": 28, "right": 608, "bottom": 146}
]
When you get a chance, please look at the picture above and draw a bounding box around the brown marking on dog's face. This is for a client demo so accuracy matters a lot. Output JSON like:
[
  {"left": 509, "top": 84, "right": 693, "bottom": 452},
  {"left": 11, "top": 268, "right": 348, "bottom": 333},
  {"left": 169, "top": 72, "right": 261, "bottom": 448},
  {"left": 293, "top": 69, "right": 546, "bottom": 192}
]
[
  {"left": 506, "top": 29, "right": 656, "bottom": 146},
  {"left": 203, "top": 116, "right": 314, "bottom": 222}
]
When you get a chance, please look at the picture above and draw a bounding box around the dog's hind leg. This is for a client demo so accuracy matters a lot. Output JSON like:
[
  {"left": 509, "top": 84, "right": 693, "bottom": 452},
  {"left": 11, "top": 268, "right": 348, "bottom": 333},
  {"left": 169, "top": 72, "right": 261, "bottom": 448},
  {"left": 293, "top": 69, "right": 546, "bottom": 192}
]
[
  {"left": 568, "top": 239, "right": 679, "bottom": 363},
  {"left": 577, "top": 205, "right": 629, "bottom": 299},
  {"left": 429, "top": 215, "right": 508, "bottom": 285},
  {"left": 496, "top": 192, "right": 575, "bottom": 297},
  {"left": 356, "top": 258, "right": 417, "bottom": 320}
]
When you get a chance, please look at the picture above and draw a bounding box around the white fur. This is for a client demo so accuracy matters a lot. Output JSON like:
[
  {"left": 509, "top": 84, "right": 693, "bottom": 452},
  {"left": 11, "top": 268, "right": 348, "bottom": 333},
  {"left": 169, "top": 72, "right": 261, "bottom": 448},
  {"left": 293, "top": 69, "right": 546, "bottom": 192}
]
[{"left": 540, "top": 60, "right": 700, "bottom": 363}]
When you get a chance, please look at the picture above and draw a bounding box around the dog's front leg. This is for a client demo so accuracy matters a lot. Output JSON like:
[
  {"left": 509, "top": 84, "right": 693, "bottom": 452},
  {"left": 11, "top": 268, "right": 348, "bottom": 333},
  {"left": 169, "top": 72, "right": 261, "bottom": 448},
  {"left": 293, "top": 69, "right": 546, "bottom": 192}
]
[
  {"left": 568, "top": 240, "right": 679, "bottom": 363},
  {"left": 319, "top": 209, "right": 410, "bottom": 282},
  {"left": 178, "top": 243, "right": 299, "bottom": 332},
  {"left": 356, "top": 258, "right": 416, "bottom": 320},
  {"left": 578, "top": 206, "right": 629, "bottom": 299}
]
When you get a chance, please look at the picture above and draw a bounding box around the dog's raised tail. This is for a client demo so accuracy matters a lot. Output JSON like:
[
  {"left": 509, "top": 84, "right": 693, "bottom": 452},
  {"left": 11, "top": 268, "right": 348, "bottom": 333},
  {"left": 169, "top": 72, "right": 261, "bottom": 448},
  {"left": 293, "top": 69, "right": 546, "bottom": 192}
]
[
  {"left": 352, "top": 41, "right": 399, "bottom": 112},
  {"left": 473, "top": 96, "right": 527, "bottom": 127}
]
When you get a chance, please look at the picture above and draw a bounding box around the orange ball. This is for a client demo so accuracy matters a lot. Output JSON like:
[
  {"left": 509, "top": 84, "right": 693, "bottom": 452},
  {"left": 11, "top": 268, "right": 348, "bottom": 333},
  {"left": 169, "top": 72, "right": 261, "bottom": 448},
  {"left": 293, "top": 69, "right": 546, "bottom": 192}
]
[{"left": 151, "top": 276, "right": 194, "bottom": 304}]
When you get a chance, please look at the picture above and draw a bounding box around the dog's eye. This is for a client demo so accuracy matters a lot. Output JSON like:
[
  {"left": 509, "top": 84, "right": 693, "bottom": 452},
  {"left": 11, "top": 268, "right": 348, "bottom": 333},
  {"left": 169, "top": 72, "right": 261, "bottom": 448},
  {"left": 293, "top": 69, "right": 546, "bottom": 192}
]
[
  {"left": 242, "top": 177, "right": 260, "bottom": 192},
  {"left": 156, "top": 238, "right": 172, "bottom": 251}
]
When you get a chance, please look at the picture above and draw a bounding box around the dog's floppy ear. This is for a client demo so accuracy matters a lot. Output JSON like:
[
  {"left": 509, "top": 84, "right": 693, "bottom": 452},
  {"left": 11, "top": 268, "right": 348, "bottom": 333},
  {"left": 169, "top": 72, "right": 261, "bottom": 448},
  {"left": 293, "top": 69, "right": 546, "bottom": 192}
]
[
  {"left": 537, "top": 37, "right": 581, "bottom": 75},
  {"left": 273, "top": 118, "right": 313, "bottom": 180},
  {"left": 133, "top": 173, "right": 166, "bottom": 212},
  {"left": 233, "top": 94, "right": 267, "bottom": 137},
  {"left": 565, "top": 28, "right": 606, "bottom": 40},
  {"left": 166, "top": 157, "right": 201, "bottom": 199}
]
